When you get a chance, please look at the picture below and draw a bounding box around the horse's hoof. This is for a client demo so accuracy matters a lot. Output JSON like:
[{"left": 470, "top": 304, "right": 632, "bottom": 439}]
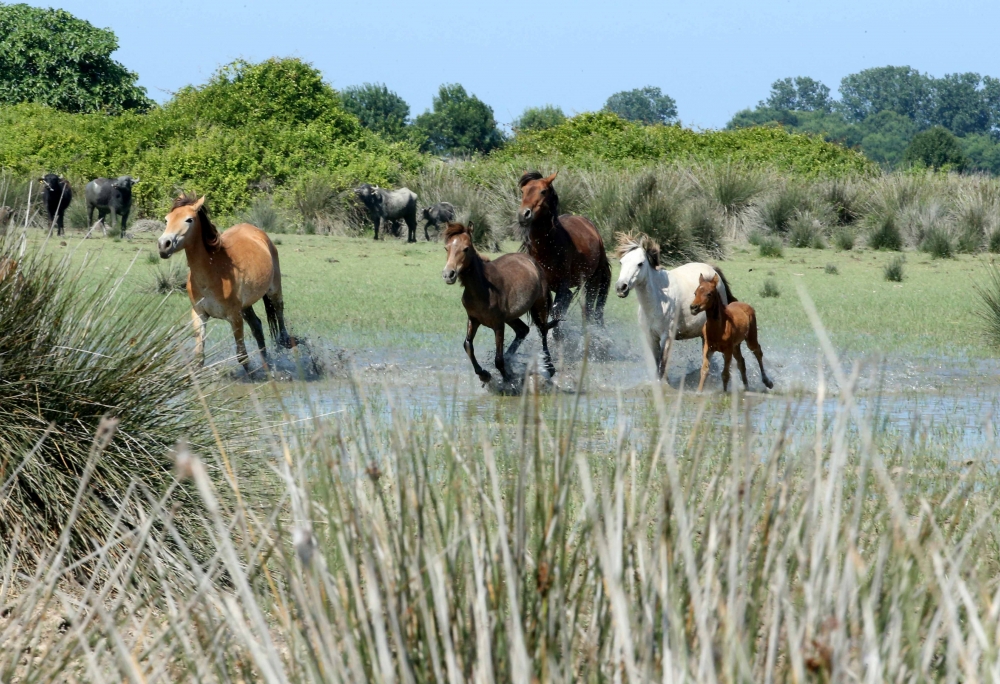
[{"left": 477, "top": 372, "right": 491, "bottom": 384}]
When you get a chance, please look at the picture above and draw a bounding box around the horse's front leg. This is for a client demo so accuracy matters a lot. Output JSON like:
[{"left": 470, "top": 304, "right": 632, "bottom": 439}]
[
  {"left": 721, "top": 351, "right": 733, "bottom": 392},
  {"left": 191, "top": 309, "right": 209, "bottom": 367},
  {"left": 230, "top": 316, "right": 254, "bottom": 378},
  {"left": 464, "top": 319, "right": 490, "bottom": 383},
  {"left": 698, "top": 338, "right": 712, "bottom": 392}
]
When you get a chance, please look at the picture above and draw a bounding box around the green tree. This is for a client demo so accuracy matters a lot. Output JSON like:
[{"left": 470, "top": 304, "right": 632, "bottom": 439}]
[
  {"left": 858, "top": 111, "right": 918, "bottom": 167},
  {"left": 763, "top": 76, "right": 832, "bottom": 112},
  {"left": 513, "top": 105, "right": 566, "bottom": 132},
  {"left": 341, "top": 83, "right": 410, "bottom": 141},
  {"left": 929, "top": 72, "right": 991, "bottom": 136},
  {"left": 903, "top": 126, "right": 968, "bottom": 171},
  {"left": 412, "top": 84, "right": 504, "bottom": 155},
  {"left": 0, "top": 3, "right": 151, "bottom": 113},
  {"left": 604, "top": 86, "right": 678, "bottom": 125},
  {"left": 838, "top": 66, "right": 932, "bottom": 125},
  {"left": 961, "top": 133, "right": 1000, "bottom": 174}
]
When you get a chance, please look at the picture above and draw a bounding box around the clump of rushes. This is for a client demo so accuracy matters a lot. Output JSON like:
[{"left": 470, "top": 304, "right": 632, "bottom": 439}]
[
  {"left": 884, "top": 255, "right": 905, "bottom": 281},
  {"left": 0, "top": 246, "right": 218, "bottom": 560},
  {"left": 825, "top": 263, "right": 839, "bottom": 274},
  {"left": 760, "top": 277, "right": 780, "bottom": 297},
  {"left": 758, "top": 235, "right": 784, "bottom": 258}
]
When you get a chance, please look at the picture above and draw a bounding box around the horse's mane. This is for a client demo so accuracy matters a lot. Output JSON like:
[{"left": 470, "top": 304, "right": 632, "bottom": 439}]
[
  {"left": 614, "top": 231, "right": 660, "bottom": 269},
  {"left": 172, "top": 193, "right": 220, "bottom": 252}
]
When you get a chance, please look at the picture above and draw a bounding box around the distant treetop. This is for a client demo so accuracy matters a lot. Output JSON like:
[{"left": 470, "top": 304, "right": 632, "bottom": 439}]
[
  {"left": 341, "top": 83, "right": 410, "bottom": 141},
  {"left": 0, "top": 3, "right": 152, "bottom": 114},
  {"left": 514, "top": 105, "right": 567, "bottom": 132},
  {"left": 412, "top": 84, "right": 505, "bottom": 156},
  {"left": 604, "top": 86, "right": 678, "bottom": 125},
  {"left": 763, "top": 77, "right": 832, "bottom": 113}
]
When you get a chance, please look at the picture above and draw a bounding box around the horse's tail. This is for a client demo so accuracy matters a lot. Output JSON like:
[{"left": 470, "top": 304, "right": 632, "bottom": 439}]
[
  {"left": 262, "top": 294, "right": 280, "bottom": 343},
  {"left": 712, "top": 264, "right": 737, "bottom": 302}
]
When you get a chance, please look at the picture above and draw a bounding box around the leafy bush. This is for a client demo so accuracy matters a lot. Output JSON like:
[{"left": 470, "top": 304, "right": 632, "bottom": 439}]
[
  {"left": 0, "top": 4, "right": 151, "bottom": 113},
  {"left": 0, "top": 247, "right": 216, "bottom": 558},
  {"left": 760, "top": 278, "right": 780, "bottom": 297},
  {"left": 884, "top": 255, "right": 905, "bottom": 281},
  {"left": 0, "top": 59, "right": 425, "bottom": 217},
  {"left": 904, "top": 126, "right": 968, "bottom": 171},
  {"left": 341, "top": 82, "right": 410, "bottom": 141},
  {"left": 758, "top": 236, "right": 784, "bottom": 257},
  {"left": 604, "top": 86, "right": 678, "bottom": 124},
  {"left": 921, "top": 227, "right": 954, "bottom": 258},
  {"left": 513, "top": 105, "right": 566, "bottom": 132},
  {"left": 492, "top": 112, "right": 876, "bottom": 177},
  {"left": 412, "top": 84, "right": 504, "bottom": 155}
]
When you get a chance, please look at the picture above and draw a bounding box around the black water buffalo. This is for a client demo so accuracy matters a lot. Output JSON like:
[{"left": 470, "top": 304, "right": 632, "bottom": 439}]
[
  {"left": 86, "top": 176, "right": 139, "bottom": 238},
  {"left": 421, "top": 202, "right": 456, "bottom": 241},
  {"left": 39, "top": 174, "right": 72, "bottom": 236},
  {"left": 354, "top": 184, "right": 419, "bottom": 242}
]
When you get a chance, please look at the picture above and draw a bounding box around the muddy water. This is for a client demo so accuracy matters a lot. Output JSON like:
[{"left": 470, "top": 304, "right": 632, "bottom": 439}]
[{"left": 255, "top": 312, "right": 1000, "bottom": 457}]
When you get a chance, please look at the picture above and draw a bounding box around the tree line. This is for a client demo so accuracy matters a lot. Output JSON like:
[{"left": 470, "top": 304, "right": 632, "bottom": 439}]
[{"left": 728, "top": 68, "right": 1000, "bottom": 173}]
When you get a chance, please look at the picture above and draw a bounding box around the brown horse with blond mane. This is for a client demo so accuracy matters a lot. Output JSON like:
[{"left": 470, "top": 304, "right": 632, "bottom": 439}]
[
  {"left": 690, "top": 273, "right": 773, "bottom": 392},
  {"left": 518, "top": 171, "right": 611, "bottom": 328},
  {"left": 442, "top": 222, "right": 556, "bottom": 384},
  {"left": 158, "top": 194, "right": 293, "bottom": 377}
]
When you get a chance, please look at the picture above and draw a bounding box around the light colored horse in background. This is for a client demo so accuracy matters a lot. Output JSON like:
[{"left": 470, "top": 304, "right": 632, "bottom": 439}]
[
  {"left": 158, "top": 194, "right": 293, "bottom": 377},
  {"left": 614, "top": 232, "right": 735, "bottom": 379}
]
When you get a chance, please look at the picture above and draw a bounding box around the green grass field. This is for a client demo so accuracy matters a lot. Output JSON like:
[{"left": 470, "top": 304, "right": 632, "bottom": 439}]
[{"left": 26, "top": 229, "right": 993, "bottom": 359}]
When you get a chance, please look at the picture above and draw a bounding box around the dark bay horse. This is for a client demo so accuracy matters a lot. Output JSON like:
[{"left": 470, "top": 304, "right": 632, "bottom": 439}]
[
  {"left": 690, "top": 273, "right": 773, "bottom": 392},
  {"left": 157, "top": 194, "right": 294, "bottom": 377},
  {"left": 442, "top": 222, "right": 556, "bottom": 383},
  {"left": 518, "top": 171, "right": 611, "bottom": 328}
]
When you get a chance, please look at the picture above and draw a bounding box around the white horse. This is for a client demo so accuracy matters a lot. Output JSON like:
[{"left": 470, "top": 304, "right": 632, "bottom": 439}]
[{"left": 615, "top": 233, "right": 734, "bottom": 379}]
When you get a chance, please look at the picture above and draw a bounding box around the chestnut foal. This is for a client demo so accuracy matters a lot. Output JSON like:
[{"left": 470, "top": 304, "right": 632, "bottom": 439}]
[{"left": 689, "top": 273, "right": 773, "bottom": 392}]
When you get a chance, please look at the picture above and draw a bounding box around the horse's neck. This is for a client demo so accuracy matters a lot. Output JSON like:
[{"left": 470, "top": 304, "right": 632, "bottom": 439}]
[
  {"left": 637, "top": 267, "right": 671, "bottom": 316},
  {"left": 183, "top": 223, "right": 217, "bottom": 274},
  {"left": 458, "top": 253, "right": 490, "bottom": 301},
  {"left": 705, "top": 295, "right": 725, "bottom": 323}
]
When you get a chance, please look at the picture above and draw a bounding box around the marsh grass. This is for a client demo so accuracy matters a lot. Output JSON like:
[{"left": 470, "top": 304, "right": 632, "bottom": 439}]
[
  {"left": 759, "top": 277, "right": 781, "bottom": 297},
  {"left": 884, "top": 255, "right": 906, "bottom": 281},
  {"left": 788, "top": 211, "right": 826, "bottom": 248},
  {"left": 921, "top": 227, "right": 954, "bottom": 259},
  {"left": 242, "top": 195, "right": 286, "bottom": 234},
  {"left": 832, "top": 226, "right": 856, "bottom": 250},
  {"left": 2, "top": 323, "right": 999, "bottom": 681},
  {"left": 758, "top": 235, "right": 784, "bottom": 258},
  {"left": 825, "top": 263, "right": 839, "bottom": 274},
  {"left": 975, "top": 262, "right": 1000, "bottom": 348},
  {"left": 150, "top": 261, "right": 189, "bottom": 293},
  {"left": 0, "top": 242, "right": 218, "bottom": 561}
]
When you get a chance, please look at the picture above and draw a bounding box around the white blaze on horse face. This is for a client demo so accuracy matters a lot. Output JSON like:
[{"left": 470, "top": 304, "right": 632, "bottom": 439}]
[
  {"left": 616, "top": 248, "right": 647, "bottom": 297},
  {"left": 442, "top": 237, "right": 462, "bottom": 284}
]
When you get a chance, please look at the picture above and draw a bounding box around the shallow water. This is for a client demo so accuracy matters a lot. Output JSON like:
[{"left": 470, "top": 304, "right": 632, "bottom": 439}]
[{"left": 244, "top": 311, "right": 1000, "bottom": 457}]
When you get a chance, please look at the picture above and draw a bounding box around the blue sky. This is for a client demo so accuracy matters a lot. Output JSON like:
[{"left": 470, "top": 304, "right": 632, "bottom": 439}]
[{"left": 27, "top": 0, "right": 1000, "bottom": 130}]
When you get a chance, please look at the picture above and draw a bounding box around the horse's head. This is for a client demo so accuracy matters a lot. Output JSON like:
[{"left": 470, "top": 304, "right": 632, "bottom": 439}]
[
  {"left": 518, "top": 171, "right": 558, "bottom": 227},
  {"left": 614, "top": 232, "right": 660, "bottom": 298},
  {"left": 159, "top": 194, "right": 219, "bottom": 258},
  {"left": 690, "top": 273, "right": 720, "bottom": 315},
  {"left": 442, "top": 222, "right": 475, "bottom": 285}
]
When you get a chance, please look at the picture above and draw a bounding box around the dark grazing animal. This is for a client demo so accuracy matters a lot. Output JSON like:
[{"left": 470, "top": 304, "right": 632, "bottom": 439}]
[
  {"left": 442, "top": 222, "right": 556, "bottom": 384},
  {"left": 39, "top": 174, "right": 72, "bottom": 236},
  {"left": 86, "top": 176, "right": 139, "bottom": 238},
  {"left": 518, "top": 171, "right": 611, "bottom": 330},
  {"left": 354, "top": 184, "right": 419, "bottom": 242},
  {"left": 690, "top": 273, "right": 773, "bottom": 392},
  {"left": 421, "top": 202, "right": 456, "bottom": 241}
]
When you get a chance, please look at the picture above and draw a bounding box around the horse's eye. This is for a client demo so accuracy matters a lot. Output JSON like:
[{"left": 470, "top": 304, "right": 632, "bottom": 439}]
[{"left": 185, "top": 218, "right": 194, "bottom": 224}]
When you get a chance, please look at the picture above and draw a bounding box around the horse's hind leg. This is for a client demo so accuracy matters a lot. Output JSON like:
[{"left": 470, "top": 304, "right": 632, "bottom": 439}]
[
  {"left": 242, "top": 305, "right": 268, "bottom": 368},
  {"left": 505, "top": 318, "right": 530, "bottom": 358},
  {"left": 493, "top": 326, "right": 509, "bottom": 381},
  {"left": 263, "top": 292, "right": 294, "bottom": 348},
  {"left": 745, "top": 316, "right": 774, "bottom": 389},
  {"left": 734, "top": 345, "right": 750, "bottom": 389},
  {"left": 584, "top": 263, "right": 611, "bottom": 326},
  {"left": 530, "top": 299, "right": 556, "bottom": 377}
]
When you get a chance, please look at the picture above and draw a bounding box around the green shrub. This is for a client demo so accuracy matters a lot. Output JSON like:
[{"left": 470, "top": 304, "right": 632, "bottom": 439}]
[
  {"left": 904, "top": 126, "right": 968, "bottom": 171},
  {"left": 989, "top": 229, "right": 1000, "bottom": 253},
  {"left": 687, "top": 200, "right": 726, "bottom": 259},
  {"left": 822, "top": 178, "right": 861, "bottom": 225},
  {"left": 747, "top": 229, "right": 765, "bottom": 246},
  {"left": 833, "top": 227, "right": 855, "bottom": 250},
  {"left": 513, "top": 105, "right": 566, "bottom": 132},
  {"left": 758, "top": 236, "right": 784, "bottom": 257},
  {"left": 921, "top": 228, "right": 954, "bottom": 258},
  {"left": 824, "top": 263, "right": 839, "bottom": 274},
  {"left": 788, "top": 213, "right": 825, "bottom": 248},
  {"left": 884, "top": 255, "right": 905, "bottom": 281},
  {"left": 759, "top": 186, "right": 805, "bottom": 234},
  {"left": 868, "top": 214, "right": 903, "bottom": 250},
  {"left": 491, "top": 112, "right": 876, "bottom": 177},
  {"left": 975, "top": 263, "right": 1000, "bottom": 348},
  {"left": 242, "top": 196, "right": 284, "bottom": 233},
  {"left": 760, "top": 278, "right": 780, "bottom": 297},
  {"left": 150, "top": 262, "right": 188, "bottom": 294}
]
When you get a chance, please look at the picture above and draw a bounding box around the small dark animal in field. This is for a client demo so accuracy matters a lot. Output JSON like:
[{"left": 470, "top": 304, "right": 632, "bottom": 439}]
[
  {"left": 518, "top": 171, "right": 611, "bottom": 330},
  {"left": 354, "top": 184, "right": 419, "bottom": 242},
  {"left": 86, "top": 176, "right": 139, "bottom": 238},
  {"left": 690, "top": 273, "right": 773, "bottom": 392},
  {"left": 39, "top": 174, "right": 72, "bottom": 236},
  {"left": 421, "top": 202, "right": 456, "bottom": 241},
  {"left": 0, "top": 206, "right": 11, "bottom": 234},
  {"left": 442, "top": 222, "right": 556, "bottom": 383}
]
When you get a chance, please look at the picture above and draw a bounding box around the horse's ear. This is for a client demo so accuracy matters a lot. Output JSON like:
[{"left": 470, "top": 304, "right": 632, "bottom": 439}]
[
  {"left": 193, "top": 196, "right": 206, "bottom": 211},
  {"left": 699, "top": 273, "right": 706, "bottom": 283},
  {"left": 466, "top": 221, "right": 474, "bottom": 234},
  {"left": 711, "top": 273, "right": 720, "bottom": 285},
  {"left": 544, "top": 172, "right": 558, "bottom": 184}
]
